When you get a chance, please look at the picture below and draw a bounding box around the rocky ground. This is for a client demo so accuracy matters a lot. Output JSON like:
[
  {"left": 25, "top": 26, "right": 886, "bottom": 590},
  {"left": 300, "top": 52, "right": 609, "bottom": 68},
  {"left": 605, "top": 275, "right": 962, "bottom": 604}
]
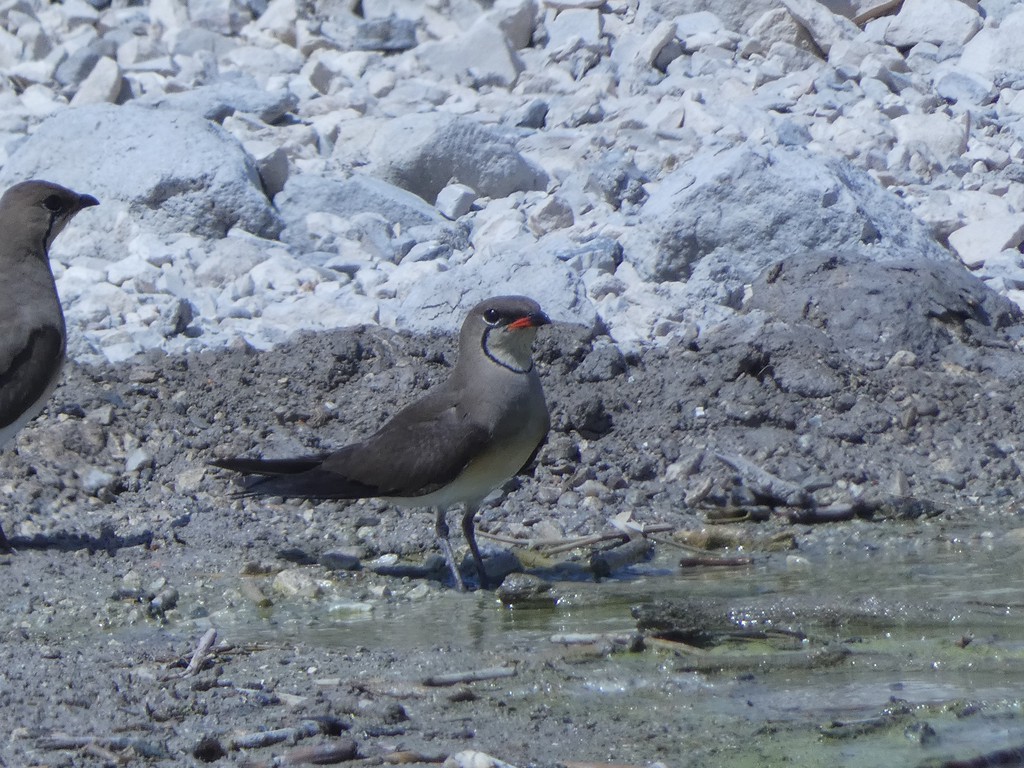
[
  {"left": 3, "top": 0, "right": 1024, "bottom": 765},
  {"left": 3, "top": 262, "right": 1024, "bottom": 765}
]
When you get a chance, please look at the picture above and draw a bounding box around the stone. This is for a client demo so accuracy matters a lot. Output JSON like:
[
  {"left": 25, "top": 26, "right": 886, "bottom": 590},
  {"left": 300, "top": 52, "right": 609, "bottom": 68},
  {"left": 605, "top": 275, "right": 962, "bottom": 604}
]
[
  {"left": 958, "top": 9, "right": 1024, "bottom": 79},
  {"left": 0, "top": 103, "right": 282, "bottom": 239},
  {"left": 417, "top": 17, "right": 525, "bottom": 88},
  {"left": 948, "top": 215, "right": 1024, "bottom": 269},
  {"left": 891, "top": 112, "right": 970, "bottom": 172},
  {"left": 137, "top": 76, "right": 298, "bottom": 123},
  {"left": 884, "top": 0, "right": 983, "bottom": 49},
  {"left": 275, "top": 173, "right": 462, "bottom": 252},
  {"left": 620, "top": 143, "right": 947, "bottom": 286},
  {"left": 366, "top": 112, "right": 548, "bottom": 202},
  {"left": 435, "top": 183, "right": 477, "bottom": 219},
  {"left": 393, "top": 237, "right": 595, "bottom": 333},
  {"left": 69, "top": 56, "right": 123, "bottom": 105},
  {"left": 545, "top": 8, "right": 603, "bottom": 50},
  {"left": 779, "top": 0, "right": 859, "bottom": 55}
]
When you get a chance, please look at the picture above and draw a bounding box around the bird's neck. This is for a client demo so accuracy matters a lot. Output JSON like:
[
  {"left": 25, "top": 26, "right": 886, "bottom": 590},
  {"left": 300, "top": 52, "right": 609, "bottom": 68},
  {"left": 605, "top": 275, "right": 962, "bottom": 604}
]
[{"left": 480, "top": 327, "right": 536, "bottom": 374}]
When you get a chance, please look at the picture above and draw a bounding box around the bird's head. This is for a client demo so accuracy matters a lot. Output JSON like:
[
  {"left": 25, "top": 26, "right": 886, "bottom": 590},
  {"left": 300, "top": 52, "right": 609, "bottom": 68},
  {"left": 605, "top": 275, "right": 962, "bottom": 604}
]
[
  {"left": 0, "top": 180, "right": 99, "bottom": 257},
  {"left": 463, "top": 295, "right": 551, "bottom": 374}
]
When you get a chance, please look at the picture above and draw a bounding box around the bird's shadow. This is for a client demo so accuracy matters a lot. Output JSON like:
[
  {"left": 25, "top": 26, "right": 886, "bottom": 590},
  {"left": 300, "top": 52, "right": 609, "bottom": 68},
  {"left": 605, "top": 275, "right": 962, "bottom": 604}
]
[{"left": 4, "top": 525, "right": 153, "bottom": 557}]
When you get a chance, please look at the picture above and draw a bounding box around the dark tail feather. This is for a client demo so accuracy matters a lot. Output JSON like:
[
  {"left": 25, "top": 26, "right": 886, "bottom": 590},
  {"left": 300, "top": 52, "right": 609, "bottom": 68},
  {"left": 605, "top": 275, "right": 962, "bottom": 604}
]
[
  {"left": 210, "top": 456, "right": 326, "bottom": 476},
  {"left": 211, "top": 456, "right": 379, "bottom": 500}
]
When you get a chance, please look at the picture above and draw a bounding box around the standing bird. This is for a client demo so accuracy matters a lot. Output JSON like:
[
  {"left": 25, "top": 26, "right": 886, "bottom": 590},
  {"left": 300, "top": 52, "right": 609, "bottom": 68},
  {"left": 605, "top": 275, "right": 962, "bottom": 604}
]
[
  {"left": 212, "top": 295, "right": 551, "bottom": 590},
  {"left": 0, "top": 180, "right": 100, "bottom": 552}
]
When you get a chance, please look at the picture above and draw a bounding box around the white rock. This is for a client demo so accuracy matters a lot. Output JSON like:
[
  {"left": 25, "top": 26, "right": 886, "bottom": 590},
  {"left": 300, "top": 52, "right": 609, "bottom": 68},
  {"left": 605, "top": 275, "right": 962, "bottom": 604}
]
[
  {"left": 635, "top": 20, "right": 678, "bottom": 67},
  {"left": 69, "top": 57, "right": 123, "bottom": 106},
  {"left": 443, "top": 751, "right": 518, "bottom": 768},
  {"left": 891, "top": 112, "right": 969, "bottom": 173},
  {"left": 417, "top": 18, "right": 525, "bottom": 88},
  {"left": 527, "top": 195, "right": 574, "bottom": 235},
  {"left": 545, "top": 8, "right": 603, "bottom": 50},
  {"left": 958, "top": 9, "right": 1024, "bottom": 78},
  {"left": 487, "top": 0, "right": 538, "bottom": 50},
  {"left": 366, "top": 112, "right": 548, "bottom": 202},
  {"left": 948, "top": 214, "right": 1024, "bottom": 269},
  {"left": 779, "top": 0, "right": 859, "bottom": 55},
  {"left": 436, "top": 183, "right": 477, "bottom": 219},
  {"left": 885, "top": 0, "right": 982, "bottom": 48}
]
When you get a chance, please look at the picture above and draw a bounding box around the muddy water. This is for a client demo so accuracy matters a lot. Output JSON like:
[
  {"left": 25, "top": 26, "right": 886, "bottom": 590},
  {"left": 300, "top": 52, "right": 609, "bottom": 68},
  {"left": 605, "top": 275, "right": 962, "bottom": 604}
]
[{"left": 203, "top": 535, "right": 1024, "bottom": 768}]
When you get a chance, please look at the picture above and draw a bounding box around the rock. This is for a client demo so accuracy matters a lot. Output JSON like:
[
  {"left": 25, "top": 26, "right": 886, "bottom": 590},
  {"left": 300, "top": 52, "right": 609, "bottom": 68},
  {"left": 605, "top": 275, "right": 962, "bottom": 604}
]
[
  {"left": 495, "top": 573, "right": 555, "bottom": 606},
  {"left": 958, "top": 9, "right": 1024, "bottom": 79},
  {"left": 69, "top": 56, "right": 123, "bottom": 105},
  {"left": 435, "top": 183, "right": 477, "bottom": 220},
  {"left": 0, "top": 103, "right": 281, "bottom": 239},
  {"left": 276, "top": 173, "right": 461, "bottom": 252},
  {"left": 320, "top": 550, "right": 362, "bottom": 571},
  {"left": 366, "top": 112, "right": 548, "bottom": 202},
  {"left": 948, "top": 215, "right": 1024, "bottom": 269},
  {"left": 934, "top": 68, "right": 996, "bottom": 107},
  {"left": 443, "top": 751, "right": 518, "bottom": 768},
  {"left": 890, "top": 112, "right": 969, "bottom": 174},
  {"left": 393, "top": 239, "right": 594, "bottom": 333},
  {"left": 545, "top": 8, "right": 603, "bottom": 51},
  {"left": 884, "top": 0, "right": 982, "bottom": 48},
  {"left": 620, "top": 143, "right": 946, "bottom": 287},
  {"left": 779, "top": 0, "right": 858, "bottom": 55},
  {"left": 272, "top": 568, "right": 327, "bottom": 598},
  {"left": 417, "top": 17, "right": 525, "bottom": 88},
  {"left": 137, "top": 76, "right": 298, "bottom": 123},
  {"left": 742, "top": 251, "right": 1022, "bottom": 369}
]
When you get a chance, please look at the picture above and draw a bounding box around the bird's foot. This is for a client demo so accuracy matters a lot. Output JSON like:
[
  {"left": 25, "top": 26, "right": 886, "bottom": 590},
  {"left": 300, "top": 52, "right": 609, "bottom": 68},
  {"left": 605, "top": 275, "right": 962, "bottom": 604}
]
[{"left": 437, "top": 535, "right": 467, "bottom": 592}]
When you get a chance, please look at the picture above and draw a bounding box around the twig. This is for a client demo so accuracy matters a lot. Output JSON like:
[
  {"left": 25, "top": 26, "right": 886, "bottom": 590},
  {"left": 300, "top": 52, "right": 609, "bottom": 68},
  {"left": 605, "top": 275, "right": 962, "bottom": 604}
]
[
  {"left": 182, "top": 627, "right": 218, "bottom": 677},
  {"left": 230, "top": 721, "right": 323, "bottom": 750},
  {"left": 422, "top": 666, "right": 517, "bottom": 687},
  {"left": 380, "top": 752, "right": 447, "bottom": 764},
  {"left": 678, "top": 555, "right": 754, "bottom": 568},
  {"left": 542, "top": 524, "right": 675, "bottom": 555}
]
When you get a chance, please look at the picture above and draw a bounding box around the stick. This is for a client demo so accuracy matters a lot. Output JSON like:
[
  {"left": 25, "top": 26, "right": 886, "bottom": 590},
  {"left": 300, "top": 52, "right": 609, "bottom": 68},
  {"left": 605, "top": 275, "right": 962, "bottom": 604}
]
[
  {"left": 422, "top": 666, "right": 517, "bottom": 687},
  {"left": 230, "top": 721, "right": 321, "bottom": 750},
  {"left": 678, "top": 555, "right": 754, "bottom": 568},
  {"left": 182, "top": 627, "right": 218, "bottom": 677}
]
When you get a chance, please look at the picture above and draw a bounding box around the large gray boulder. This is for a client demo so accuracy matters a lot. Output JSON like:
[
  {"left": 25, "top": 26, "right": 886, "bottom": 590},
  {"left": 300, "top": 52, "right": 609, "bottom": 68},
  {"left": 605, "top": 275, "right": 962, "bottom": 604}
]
[
  {"left": 0, "top": 103, "right": 281, "bottom": 239},
  {"left": 622, "top": 143, "right": 947, "bottom": 290},
  {"left": 741, "top": 251, "right": 1023, "bottom": 370}
]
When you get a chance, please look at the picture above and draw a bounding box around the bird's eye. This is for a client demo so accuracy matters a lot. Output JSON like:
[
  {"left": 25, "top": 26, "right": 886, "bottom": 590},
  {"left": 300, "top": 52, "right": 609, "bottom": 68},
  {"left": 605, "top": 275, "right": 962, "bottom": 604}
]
[
  {"left": 42, "top": 195, "right": 64, "bottom": 213},
  {"left": 482, "top": 308, "right": 501, "bottom": 325}
]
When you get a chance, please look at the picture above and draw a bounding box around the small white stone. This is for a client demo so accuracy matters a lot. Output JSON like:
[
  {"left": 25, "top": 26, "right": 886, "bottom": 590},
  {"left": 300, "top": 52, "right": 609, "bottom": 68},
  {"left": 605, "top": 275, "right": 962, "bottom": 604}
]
[{"left": 436, "top": 183, "right": 477, "bottom": 220}]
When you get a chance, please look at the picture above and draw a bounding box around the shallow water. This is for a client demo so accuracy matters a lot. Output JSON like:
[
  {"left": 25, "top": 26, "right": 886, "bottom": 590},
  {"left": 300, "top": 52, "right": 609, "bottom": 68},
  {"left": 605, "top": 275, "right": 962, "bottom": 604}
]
[{"left": 214, "top": 536, "right": 1024, "bottom": 767}]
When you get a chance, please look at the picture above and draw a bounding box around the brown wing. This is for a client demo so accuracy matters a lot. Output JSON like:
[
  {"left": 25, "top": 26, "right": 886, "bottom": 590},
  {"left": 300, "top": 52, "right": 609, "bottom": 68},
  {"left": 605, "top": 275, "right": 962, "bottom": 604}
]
[
  {"left": 214, "top": 389, "right": 492, "bottom": 501},
  {"left": 0, "top": 325, "right": 63, "bottom": 430}
]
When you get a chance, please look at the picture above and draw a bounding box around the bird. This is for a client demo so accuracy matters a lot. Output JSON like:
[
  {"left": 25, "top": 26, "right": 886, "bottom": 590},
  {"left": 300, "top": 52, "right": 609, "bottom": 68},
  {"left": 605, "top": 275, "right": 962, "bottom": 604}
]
[
  {"left": 0, "top": 179, "right": 100, "bottom": 552},
  {"left": 212, "top": 295, "right": 552, "bottom": 590}
]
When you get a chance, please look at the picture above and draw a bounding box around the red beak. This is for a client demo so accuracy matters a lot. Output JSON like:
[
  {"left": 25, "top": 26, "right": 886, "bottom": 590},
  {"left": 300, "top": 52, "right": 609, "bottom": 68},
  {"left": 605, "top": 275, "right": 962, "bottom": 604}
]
[{"left": 508, "top": 311, "right": 551, "bottom": 330}]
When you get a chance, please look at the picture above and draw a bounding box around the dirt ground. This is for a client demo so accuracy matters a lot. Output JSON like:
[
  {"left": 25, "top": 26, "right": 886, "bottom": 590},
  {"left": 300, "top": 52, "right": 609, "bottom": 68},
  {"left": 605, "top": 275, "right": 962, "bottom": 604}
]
[{"left": 3, "top": 256, "right": 1024, "bottom": 766}]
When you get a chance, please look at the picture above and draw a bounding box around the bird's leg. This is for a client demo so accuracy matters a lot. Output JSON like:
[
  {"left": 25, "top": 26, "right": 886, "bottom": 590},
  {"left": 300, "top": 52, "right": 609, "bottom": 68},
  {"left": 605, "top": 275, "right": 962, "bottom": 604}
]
[
  {"left": 434, "top": 507, "right": 466, "bottom": 592},
  {"left": 461, "top": 505, "right": 488, "bottom": 590}
]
